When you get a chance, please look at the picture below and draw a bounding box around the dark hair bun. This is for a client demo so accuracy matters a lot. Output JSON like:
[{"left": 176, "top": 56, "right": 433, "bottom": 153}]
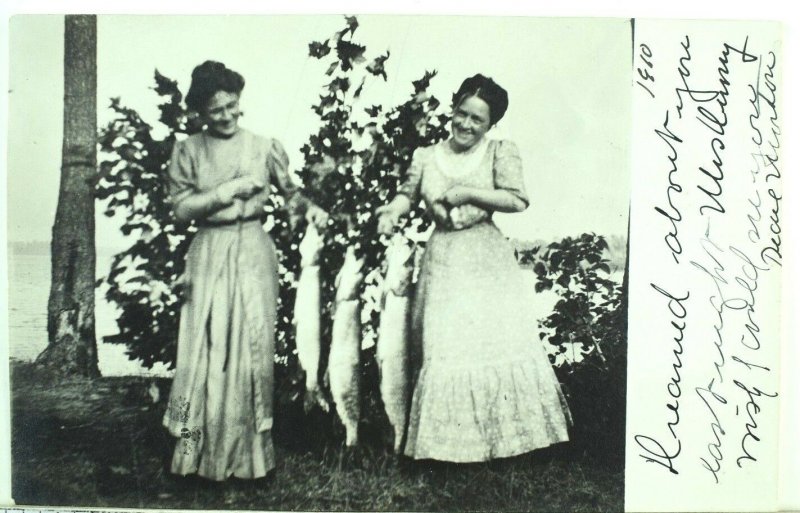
[
  {"left": 185, "top": 60, "right": 245, "bottom": 112},
  {"left": 451, "top": 74, "right": 509, "bottom": 125}
]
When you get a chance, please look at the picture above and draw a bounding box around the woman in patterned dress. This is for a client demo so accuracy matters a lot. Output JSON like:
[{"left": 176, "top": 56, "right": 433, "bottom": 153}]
[
  {"left": 376, "top": 74, "right": 571, "bottom": 462},
  {"left": 162, "top": 61, "right": 327, "bottom": 481}
]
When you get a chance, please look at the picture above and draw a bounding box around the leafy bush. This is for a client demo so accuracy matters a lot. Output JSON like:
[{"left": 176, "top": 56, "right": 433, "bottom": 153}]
[
  {"left": 96, "top": 17, "right": 449, "bottom": 446},
  {"left": 520, "top": 234, "right": 628, "bottom": 464},
  {"left": 97, "top": 16, "right": 627, "bottom": 458},
  {"left": 95, "top": 72, "right": 201, "bottom": 369},
  {"left": 292, "top": 17, "right": 449, "bottom": 438}
]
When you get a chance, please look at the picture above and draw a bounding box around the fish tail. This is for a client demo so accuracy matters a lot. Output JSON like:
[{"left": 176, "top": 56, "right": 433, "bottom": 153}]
[
  {"left": 303, "top": 386, "right": 330, "bottom": 413},
  {"left": 392, "top": 423, "right": 406, "bottom": 453},
  {"left": 344, "top": 421, "right": 359, "bottom": 447}
]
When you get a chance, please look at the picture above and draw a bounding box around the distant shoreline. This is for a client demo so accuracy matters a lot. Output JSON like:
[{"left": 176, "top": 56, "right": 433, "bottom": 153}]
[
  {"left": 8, "top": 240, "right": 122, "bottom": 257},
  {"left": 10, "top": 233, "right": 627, "bottom": 259}
]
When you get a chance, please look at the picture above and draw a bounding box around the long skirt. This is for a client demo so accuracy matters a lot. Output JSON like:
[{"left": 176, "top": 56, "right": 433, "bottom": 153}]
[
  {"left": 162, "top": 221, "right": 278, "bottom": 480},
  {"left": 404, "top": 221, "right": 571, "bottom": 462}
]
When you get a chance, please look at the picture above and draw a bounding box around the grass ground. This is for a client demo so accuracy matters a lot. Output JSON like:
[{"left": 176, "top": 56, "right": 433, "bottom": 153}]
[{"left": 10, "top": 361, "right": 623, "bottom": 511}]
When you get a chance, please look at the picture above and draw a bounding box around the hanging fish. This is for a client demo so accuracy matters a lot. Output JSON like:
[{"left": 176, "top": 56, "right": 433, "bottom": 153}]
[
  {"left": 376, "top": 235, "right": 414, "bottom": 453},
  {"left": 293, "top": 223, "right": 328, "bottom": 412},
  {"left": 328, "top": 246, "right": 365, "bottom": 447}
]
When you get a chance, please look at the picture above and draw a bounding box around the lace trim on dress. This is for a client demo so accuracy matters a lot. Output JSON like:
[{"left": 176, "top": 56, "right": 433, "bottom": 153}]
[
  {"left": 433, "top": 137, "right": 491, "bottom": 179},
  {"left": 405, "top": 356, "right": 570, "bottom": 462}
]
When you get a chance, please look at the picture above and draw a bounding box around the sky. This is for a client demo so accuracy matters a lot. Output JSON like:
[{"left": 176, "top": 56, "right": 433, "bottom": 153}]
[{"left": 7, "top": 15, "right": 631, "bottom": 246}]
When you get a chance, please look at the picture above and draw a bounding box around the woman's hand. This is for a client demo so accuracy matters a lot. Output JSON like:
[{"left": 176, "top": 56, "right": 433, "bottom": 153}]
[
  {"left": 449, "top": 204, "right": 490, "bottom": 230},
  {"left": 215, "top": 175, "right": 265, "bottom": 205},
  {"left": 376, "top": 195, "right": 413, "bottom": 235},
  {"left": 441, "top": 185, "right": 474, "bottom": 208},
  {"left": 376, "top": 204, "right": 401, "bottom": 235},
  {"left": 306, "top": 204, "right": 330, "bottom": 230},
  {"left": 431, "top": 200, "right": 451, "bottom": 227},
  {"left": 174, "top": 176, "right": 262, "bottom": 224}
]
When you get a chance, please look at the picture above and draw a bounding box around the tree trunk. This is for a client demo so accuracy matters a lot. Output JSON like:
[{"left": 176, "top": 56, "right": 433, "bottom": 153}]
[{"left": 37, "top": 15, "right": 99, "bottom": 377}]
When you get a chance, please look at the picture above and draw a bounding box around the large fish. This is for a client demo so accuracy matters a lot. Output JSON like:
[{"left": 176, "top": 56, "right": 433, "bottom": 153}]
[
  {"left": 293, "top": 223, "right": 328, "bottom": 412},
  {"left": 376, "top": 235, "right": 414, "bottom": 453},
  {"left": 328, "top": 246, "right": 365, "bottom": 446}
]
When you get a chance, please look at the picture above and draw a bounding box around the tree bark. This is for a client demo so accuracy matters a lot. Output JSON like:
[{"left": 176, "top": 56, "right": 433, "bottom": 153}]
[{"left": 38, "top": 15, "right": 99, "bottom": 377}]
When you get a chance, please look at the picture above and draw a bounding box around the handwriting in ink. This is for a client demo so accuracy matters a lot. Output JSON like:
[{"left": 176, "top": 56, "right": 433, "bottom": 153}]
[
  {"left": 759, "top": 52, "right": 781, "bottom": 183},
  {"left": 674, "top": 35, "right": 731, "bottom": 118},
  {"left": 634, "top": 283, "right": 689, "bottom": 475},
  {"left": 695, "top": 379, "right": 727, "bottom": 483},
  {"left": 694, "top": 40, "right": 756, "bottom": 215},
  {"left": 732, "top": 354, "right": 770, "bottom": 373},
  {"left": 684, "top": 39, "right": 757, "bottom": 135},
  {"left": 690, "top": 236, "right": 728, "bottom": 383},
  {"left": 734, "top": 380, "right": 778, "bottom": 468},
  {"left": 747, "top": 58, "right": 764, "bottom": 146},
  {"left": 748, "top": 149, "right": 781, "bottom": 268},
  {"left": 635, "top": 434, "right": 681, "bottom": 475},
  {"left": 697, "top": 137, "right": 726, "bottom": 216},
  {"left": 760, "top": 188, "right": 781, "bottom": 268},
  {"left": 674, "top": 38, "right": 757, "bottom": 217},
  {"left": 723, "top": 245, "right": 768, "bottom": 351},
  {"left": 654, "top": 112, "right": 684, "bottom": 265},
  {"left": 636, "top": 43, "right": 656, "bottom": 99},
  {"left": 749, "top": 53, "right": 782, "bottom": 269},
  {"left": 674, "top": 35, "right": 714, "bottom": 117},
  {"left": 746, "top": 189, "right": 762, "bottom": 243}
]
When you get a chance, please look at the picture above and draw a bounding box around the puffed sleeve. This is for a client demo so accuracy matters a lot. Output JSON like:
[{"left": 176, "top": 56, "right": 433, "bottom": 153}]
[
  {"left": 493, "top": 140, "right": 529, "bottom": 207},
  {"left": 396, "top": 148, "right": 424, "bottom": 203},
  {"left": 167, "top": 139, "right": 196, "bottom": 206},
  {"left": 267, "top": 138, "right": 311, "bottom": 213}
]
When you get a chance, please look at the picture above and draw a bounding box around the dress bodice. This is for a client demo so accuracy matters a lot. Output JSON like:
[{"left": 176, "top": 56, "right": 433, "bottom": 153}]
[
  {"left": 398, "top": 138, "right": 529, "bottom": 229},
  {"left": 167, "top": 129, "right": 303, "bottom": 223}
]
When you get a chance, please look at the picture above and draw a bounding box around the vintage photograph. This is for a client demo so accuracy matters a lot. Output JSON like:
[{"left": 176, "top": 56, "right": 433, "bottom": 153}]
[{"left": 6, "top": 14, "right": 630, "bottom": 511}]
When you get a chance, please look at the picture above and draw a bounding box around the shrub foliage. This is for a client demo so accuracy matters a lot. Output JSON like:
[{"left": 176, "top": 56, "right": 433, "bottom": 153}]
[{"left": 97, "top": 16, "right": 626, "bottom": 460}]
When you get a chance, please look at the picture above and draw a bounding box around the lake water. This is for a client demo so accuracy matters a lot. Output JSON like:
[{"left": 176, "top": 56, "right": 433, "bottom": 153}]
[
  {"left": 7, "top": 249, "right": 172, "bottom": 377},
  {"left": 7, "top": 248, "right": 573, "bottom": 377}
]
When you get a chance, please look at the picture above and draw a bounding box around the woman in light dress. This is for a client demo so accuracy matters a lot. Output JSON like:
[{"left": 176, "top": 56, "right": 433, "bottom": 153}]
[
  {"left": 162, "top": 61, "right": 327, "bottom": 481},
  {"left": 377, "top": 74, "right": 571, "bottom": 462}
]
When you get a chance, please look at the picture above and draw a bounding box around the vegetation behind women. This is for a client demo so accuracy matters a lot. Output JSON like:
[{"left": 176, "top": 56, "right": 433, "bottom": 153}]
[{"left": 95, "top": 17, "right": 627, "bottom": 468}]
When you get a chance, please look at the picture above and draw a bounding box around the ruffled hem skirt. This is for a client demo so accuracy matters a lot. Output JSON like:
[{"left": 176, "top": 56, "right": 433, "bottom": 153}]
[{"left": 404, "top": 221, "right": 571, "bottom": 462}]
